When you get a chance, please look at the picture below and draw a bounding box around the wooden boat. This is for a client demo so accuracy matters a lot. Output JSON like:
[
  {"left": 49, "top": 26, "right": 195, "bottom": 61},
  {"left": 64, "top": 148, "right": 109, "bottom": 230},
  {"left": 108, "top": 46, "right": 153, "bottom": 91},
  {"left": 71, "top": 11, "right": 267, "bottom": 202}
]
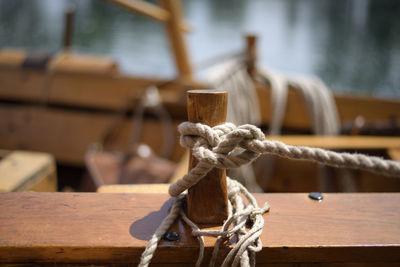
[
  {"left": 0, "top": 0, "right": 399, "bottom": 192},
  {"left": 1, "top": 90, "right": 400, "bottom": 266},
  {"left": 0, "top": 2, "right": 400, "bottom": 265}
]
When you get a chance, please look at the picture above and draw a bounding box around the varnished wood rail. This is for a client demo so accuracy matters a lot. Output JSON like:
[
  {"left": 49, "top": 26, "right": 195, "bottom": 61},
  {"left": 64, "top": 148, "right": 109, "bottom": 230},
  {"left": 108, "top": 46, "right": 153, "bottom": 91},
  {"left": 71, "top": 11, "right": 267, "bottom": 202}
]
[{"left": 0, "top": 192, "right": 399, "bottom": 266}]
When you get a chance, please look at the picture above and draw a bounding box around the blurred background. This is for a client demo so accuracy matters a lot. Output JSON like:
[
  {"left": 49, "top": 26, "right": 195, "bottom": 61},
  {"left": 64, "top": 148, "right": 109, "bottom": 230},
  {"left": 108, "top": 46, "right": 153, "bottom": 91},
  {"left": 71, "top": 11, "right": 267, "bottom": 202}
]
[
  {"left": 1, "top": 0, "right": 399, "bottom": 98},
  {"left": 1, "top": 0, "right": 400, "bottom": 194}
]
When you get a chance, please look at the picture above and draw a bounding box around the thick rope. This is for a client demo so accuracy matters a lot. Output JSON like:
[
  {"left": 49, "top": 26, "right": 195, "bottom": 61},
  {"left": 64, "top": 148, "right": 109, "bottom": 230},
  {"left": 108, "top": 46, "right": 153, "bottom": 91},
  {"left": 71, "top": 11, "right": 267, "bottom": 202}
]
[
  {"left": 138, "top": 194, "right": 185, "bottom": 267},
  {"left": 170, "top": 122, "right": 400, "bottom": 197},
  {"left": 139, "top": 176, "right": 269, "bottom": 267},
  {"left": 139, "top": 122, "right": 400, "bottom": 267}
]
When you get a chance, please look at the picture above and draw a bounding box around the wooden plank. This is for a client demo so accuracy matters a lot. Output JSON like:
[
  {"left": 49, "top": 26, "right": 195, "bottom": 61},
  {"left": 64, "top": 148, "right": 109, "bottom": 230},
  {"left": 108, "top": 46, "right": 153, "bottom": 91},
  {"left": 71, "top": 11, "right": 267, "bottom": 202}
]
[
  {"left": 0, "top": 104, "right": 184, "bottom": 165},
  {"left": 0, "top": 151, "right": 57, "bottom": 192},
  {"left": 0, "top": 192, "right": 399, "bottom": 265},
  {"left": 269, "top": 135, "right": 400, "bottom": 150},
  {"left": 0, "top": 67, "right": 191, "bottom": 114},
  {"left": 97, "top": 183, "right": 169, "bottom": 193}
]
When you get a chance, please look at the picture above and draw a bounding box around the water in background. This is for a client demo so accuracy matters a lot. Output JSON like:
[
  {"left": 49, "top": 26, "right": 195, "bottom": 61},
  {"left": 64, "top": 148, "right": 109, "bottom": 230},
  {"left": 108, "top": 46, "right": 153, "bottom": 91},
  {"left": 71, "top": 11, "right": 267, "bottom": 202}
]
[{"left": 0, "top": 0, "right": 399, "bottom": 98}]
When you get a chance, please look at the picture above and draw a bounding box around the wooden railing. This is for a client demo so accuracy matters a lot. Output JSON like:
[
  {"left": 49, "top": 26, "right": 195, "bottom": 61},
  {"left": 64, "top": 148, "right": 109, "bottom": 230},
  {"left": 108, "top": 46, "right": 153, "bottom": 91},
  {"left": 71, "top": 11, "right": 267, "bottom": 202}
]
[{"left": 0, "top": 191, "right": 399, "bottom": 265}]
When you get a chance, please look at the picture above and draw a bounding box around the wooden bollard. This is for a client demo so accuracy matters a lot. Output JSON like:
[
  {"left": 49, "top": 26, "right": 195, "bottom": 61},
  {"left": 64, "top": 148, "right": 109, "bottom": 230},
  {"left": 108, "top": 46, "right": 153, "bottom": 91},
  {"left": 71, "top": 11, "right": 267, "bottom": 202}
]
[
  {"left": 186, "top": 90, "right": 229, "bottom": 224},
  {"left": 245, "top": 34, "right": 257, "bottom": 79}
]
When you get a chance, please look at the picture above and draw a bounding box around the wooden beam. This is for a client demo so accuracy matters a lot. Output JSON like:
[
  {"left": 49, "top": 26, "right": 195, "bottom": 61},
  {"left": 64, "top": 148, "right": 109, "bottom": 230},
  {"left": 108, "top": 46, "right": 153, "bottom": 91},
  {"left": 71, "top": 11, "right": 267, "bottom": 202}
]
[
  {"left": 160, "top": 0, "right": 193, "bottom": 81},
  {"left": 186, "top": 90, "right": 228, "bottom": 224},
  {"left": 106, "top": 0, "right": 190, "bottom": 32},
  {"left": 0, "top": 67, "right": 194, "bottom": 114},
  {"left": 0, "top": 192, "right": 399, "bottom": 265}
]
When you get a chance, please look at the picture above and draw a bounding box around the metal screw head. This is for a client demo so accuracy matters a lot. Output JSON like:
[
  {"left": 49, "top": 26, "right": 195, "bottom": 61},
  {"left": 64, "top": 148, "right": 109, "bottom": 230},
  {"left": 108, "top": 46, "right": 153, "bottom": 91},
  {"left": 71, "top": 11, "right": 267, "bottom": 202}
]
[
  {"left": 163, "top": 231, "right": 180, "bottom": 241},
  {"left": 308, "top": 192, "right": 323, "bottom": 201}
]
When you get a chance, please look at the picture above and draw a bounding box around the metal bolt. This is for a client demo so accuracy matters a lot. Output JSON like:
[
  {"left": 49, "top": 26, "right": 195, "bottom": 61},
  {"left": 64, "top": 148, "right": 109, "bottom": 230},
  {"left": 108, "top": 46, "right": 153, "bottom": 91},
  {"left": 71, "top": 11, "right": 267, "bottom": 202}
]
[
  {"left": 308, "top": 192, "right": 323, "bottom": 201},
  {"left": 163, "top": 231, "right": 180, "bottom": 241}
]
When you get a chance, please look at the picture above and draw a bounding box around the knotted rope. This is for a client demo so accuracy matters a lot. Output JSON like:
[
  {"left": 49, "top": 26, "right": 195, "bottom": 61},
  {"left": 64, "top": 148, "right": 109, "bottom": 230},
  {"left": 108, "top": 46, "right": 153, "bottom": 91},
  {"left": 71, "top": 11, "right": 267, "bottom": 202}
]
[
  {"left": 139, "top": 122, "right": 400, "bottom": 267},
  {"left": 170, "top": 122, "right": 400, "bottom": 196}
]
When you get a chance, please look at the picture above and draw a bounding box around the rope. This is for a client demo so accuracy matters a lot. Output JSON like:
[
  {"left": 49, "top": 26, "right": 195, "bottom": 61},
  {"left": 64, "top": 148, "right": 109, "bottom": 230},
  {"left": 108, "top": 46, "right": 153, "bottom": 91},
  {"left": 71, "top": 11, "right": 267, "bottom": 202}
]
[
  {"left": 170, "top": 122, "right": 400, "bottom": 197},
  {"left": 139, "top": 122, "right": 400, "bottom": 267},
  {"left": 139, "top": 176, "right": 269, "bottom": 267},
  {"left": 138, "top": 194, "right": 185, "bottom": 267},
  {"left": 257, "top": 68, "right": 340, "bottom": 136}
]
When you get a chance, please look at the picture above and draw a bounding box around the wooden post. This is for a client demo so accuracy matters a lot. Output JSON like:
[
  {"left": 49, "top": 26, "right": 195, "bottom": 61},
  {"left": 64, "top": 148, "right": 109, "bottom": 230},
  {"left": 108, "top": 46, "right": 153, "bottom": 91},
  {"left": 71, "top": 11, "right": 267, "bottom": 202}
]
[
  {"left": 160, "top": 0, "right": 192, "bottom": 81},
  {"left": 186, "top": 90, "right": 228, "bottom": 224},
  {"left": 63, "top": 5, "right": 75, "bottom": 51},
  {"left": 245, "top": 34, "right": 257, "bottom": 79}
]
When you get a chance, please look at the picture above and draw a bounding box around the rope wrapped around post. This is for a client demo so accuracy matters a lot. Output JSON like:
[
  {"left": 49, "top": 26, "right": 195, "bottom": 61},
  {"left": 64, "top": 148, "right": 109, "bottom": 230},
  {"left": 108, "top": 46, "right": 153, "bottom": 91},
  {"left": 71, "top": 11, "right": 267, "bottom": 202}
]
[
  {"left": 140, "top": 122, "right": 400, "bottom": 267},
  {"left": 169, "top": 122, "right": 400, "bottom": 196}
]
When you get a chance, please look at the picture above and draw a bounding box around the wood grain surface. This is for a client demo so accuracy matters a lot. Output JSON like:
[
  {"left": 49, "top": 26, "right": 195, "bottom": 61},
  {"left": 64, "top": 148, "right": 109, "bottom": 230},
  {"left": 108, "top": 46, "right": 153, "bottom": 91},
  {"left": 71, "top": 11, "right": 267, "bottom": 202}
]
[
  {"left": 186, "top": 90, "right": 229, "bottom": 224},
  {"left": 0, "top": 192, "right": 399, "bottom": 265}
]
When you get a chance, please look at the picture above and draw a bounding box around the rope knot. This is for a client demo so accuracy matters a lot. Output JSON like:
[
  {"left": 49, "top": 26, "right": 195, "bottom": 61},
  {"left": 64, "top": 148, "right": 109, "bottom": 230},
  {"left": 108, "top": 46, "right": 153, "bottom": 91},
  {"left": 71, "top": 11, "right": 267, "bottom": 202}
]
[{"left": 178, "top": 122, "right": 265, "bottom": 170}]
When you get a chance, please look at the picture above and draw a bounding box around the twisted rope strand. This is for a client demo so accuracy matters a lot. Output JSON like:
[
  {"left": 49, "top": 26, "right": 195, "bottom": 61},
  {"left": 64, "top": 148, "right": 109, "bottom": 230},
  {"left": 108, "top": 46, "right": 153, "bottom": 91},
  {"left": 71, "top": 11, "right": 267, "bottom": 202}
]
[
  {"left": 138, "top": 194, "right": 185, "bottom": 267},
  {"left": 169, "top": 122, "right": 399, "bottom": 196}
]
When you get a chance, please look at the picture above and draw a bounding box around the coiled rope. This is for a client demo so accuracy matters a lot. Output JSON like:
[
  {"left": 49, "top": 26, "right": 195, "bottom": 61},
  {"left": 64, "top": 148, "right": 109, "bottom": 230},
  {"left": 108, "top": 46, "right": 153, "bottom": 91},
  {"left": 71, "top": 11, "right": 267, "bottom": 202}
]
[{"left": 139, "top": 122, "right": 400, "bottom": 267}]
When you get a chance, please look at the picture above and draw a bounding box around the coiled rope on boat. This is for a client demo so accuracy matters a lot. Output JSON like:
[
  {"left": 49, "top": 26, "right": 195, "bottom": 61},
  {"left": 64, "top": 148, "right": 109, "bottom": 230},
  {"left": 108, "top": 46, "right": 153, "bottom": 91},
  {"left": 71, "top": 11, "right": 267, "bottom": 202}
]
[{"left": 139, "top": 122, "right": 400, "bottom": 267}]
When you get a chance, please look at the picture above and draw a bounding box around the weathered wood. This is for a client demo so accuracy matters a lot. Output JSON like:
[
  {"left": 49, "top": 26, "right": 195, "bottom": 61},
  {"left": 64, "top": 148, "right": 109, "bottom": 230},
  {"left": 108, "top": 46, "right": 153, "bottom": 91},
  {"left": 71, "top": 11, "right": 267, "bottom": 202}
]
[
  {"left": 186, "top": 90, "right": 229, "bottom": 223},
  {"left": 0, "top": 151, "right": 57, "bottom": 192},
  {"left": 0, "top": 192, "right": 399, "bottom": 265},
  {"left": 160, "top": 0, "right": 192, "bottom": 81}
]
